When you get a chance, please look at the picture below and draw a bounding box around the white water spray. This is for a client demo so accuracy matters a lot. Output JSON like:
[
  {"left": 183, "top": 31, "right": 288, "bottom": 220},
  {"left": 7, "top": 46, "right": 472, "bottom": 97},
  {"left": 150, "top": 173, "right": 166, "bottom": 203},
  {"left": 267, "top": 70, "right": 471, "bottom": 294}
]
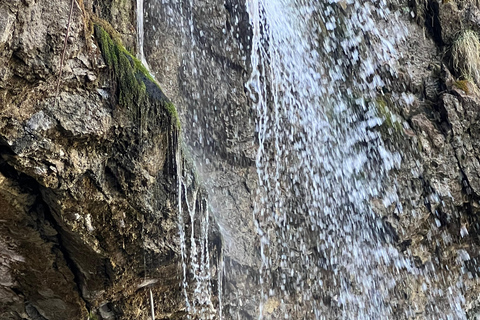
[
  {"left": 176, "top": 148, "right": 191, "bottom": 314},
  {"left": 246, "top": 0, "right": 467, "bottom": 319},
  {"left": 175, "top": 151, "right": 217, "bottom": 319},
  {"left": 139, "top": 0, "right": 471, "bottom": 318}
]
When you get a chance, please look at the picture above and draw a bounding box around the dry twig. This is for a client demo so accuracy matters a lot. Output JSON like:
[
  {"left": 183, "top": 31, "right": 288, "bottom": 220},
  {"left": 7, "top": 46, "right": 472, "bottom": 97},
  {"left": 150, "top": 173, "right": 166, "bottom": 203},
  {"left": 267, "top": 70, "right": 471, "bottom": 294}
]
[{"left": 55, "top": 0, "right": 76, "bottom": 104}]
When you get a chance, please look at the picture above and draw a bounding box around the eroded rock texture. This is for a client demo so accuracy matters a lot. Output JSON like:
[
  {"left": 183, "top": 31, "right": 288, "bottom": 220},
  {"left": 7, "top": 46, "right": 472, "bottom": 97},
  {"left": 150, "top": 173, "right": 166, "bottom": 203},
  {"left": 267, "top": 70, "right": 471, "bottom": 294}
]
[
  {"left": 369, "top": 1, "right": 480, "bottom": 317},
  {"left": 5, "top": 0, "right": 480, "bottom": 319},
  {"left": 0, "top": 1, "right": 220, "bottom": 319}
]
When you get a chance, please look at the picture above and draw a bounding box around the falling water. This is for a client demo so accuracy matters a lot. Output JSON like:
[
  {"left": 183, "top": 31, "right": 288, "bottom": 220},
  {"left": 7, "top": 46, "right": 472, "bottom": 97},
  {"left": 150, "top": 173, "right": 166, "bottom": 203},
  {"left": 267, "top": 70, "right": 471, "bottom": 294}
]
[
  {"left": 136, "top": 0, "right": 148, "bottom": 68},
  {"left": 246, "top": 0, "right": 467, "bottom": 319},
  {"left": 246, "top": 0, "right": 404, "bottom": 318},
  {"left": 138, "top": 1, "right": 219, "bottom": 318},
  {"left": 141, "top": 0, "right": 472, "bottom": 318},
  {"left": 175, "top": 147, "right": 218, "bottom": 319},
  {"left": 183, "top": 181, "right": 216, "bottom": 318},
  {"left": 175, "top": 147, "right": 191, "bottom": 313}
]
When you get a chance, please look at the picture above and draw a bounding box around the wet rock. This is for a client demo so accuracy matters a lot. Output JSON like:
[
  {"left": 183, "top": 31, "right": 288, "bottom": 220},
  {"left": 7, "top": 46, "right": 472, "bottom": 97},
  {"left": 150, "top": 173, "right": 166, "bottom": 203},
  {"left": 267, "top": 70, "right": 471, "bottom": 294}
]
[
  {"left": 0, "top": 1, "right": 208, "bottom": 319},
  {"left": 143, "top": 0, "right": 260, "bottom": 317},
  {"left": 5, "top": 0, "right": 480, "bottom": 319},
  {"left": 440, "top": 92, "right": 480, "bottom": 197},
  {"left": 432, "top": 0, "right": 480, "bottom": 45},
  {"left": 139, "top": 0, "right": 480, "bottom": 318}
]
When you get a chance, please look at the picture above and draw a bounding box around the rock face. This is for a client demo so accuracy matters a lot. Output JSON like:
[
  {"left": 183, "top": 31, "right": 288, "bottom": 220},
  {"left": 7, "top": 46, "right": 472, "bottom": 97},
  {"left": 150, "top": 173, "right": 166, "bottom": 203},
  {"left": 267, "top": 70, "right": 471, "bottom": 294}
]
[
  {"left": 4, "top": 0, "right": 480, "bottom": 319},
  {"left": 0, "top": 0, "right": 219, "bottom": 319},
  {"left": 142, "top": 0, "right": 262, "bottom": 318},
  {"left": 142, "top": 0, "right": 480, "bottom": 319}
]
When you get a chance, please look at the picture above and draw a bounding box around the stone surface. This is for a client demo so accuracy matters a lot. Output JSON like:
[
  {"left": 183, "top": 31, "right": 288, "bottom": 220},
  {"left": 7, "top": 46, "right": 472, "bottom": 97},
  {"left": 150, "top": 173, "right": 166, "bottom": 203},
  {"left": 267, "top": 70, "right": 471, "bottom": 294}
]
[
  {"left": 143, "top": 0, "right": 480, "bottom": 318},
  {"left": 5, "top": 0, "right": 480, "bottom": 319},
  {"left": 0, "top": 0, "right": 219, "bottom": 319},
  {"left": 143, "top": 0, "right": 260, "bottom": 317}
]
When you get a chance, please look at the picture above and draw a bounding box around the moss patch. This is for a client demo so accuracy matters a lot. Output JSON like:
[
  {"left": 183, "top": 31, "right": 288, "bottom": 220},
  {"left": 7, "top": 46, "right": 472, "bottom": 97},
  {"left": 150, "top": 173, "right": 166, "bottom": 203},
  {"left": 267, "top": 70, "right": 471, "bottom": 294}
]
[
  {"left": 165, "top": 102, "right": 181, "bottom": 129},
  {"left": 375, "top": 97, "right": 404, "bottom": 134},
  {"left": 94, "top": 24, "right": 180, "bottom": 130}
]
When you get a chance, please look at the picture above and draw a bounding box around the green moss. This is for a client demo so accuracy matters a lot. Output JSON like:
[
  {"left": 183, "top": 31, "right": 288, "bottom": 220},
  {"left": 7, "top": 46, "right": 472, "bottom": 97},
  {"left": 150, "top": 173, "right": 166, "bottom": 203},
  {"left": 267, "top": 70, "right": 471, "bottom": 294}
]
[
  {"left": 165, "top": 102, "right": 181, "bottom": 129},
  {"left": 94, "top": 24, "right": 180, "bottom": 130},
  {"left": 374, "top": 97, "right": 404, "bottom": 134},
  {"left": 133, "top": 58, "right": 156, "bottom": 84},
  {"left": 95, "top": 24, "right": 118, "bottom": 69},
  {"left": 88, "top": 312, "right": 99, "bottom": 320}
]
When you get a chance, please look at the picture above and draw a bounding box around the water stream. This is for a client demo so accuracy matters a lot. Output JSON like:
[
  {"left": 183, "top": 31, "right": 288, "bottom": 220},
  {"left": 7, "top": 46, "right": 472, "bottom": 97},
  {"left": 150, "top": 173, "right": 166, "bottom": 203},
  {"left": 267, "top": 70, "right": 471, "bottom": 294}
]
[
  {"left": 136, "top": 0, "right": 148, "bottom": 68},
  {"left": 140, "top": 0, "right": 472, "bottom": 318},
  {"left": 246, "top": 0, "right": 406, "bottom": 318},
  {"left": 245, "top": 1, "right": 468, "bottom": 319},
  {"left": 176, "top": 147, "right": 218, "bottom": 319}
]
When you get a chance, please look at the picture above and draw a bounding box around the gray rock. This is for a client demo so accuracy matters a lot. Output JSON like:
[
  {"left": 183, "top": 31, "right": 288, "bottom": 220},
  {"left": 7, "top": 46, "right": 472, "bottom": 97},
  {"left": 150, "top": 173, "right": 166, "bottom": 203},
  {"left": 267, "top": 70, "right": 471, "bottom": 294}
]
[{"left": 5, "top": 0, "right": 480, "bottom": 319}]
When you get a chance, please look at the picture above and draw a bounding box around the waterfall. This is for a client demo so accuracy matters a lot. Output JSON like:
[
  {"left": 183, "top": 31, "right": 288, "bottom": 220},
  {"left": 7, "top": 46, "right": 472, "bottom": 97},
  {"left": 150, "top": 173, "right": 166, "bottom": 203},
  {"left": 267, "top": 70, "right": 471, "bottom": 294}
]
[
  {"left": 136, "top": 0, "right": 148, "bottom": 68},
  {"left": 246, "top": 0, "right": 404, "bottom": 318},
  {"left": 246, "top": 0, "right": 467, "bottom": 319},
  {"left": 141, "top": 0, "right": 471, "bottom": 318}
]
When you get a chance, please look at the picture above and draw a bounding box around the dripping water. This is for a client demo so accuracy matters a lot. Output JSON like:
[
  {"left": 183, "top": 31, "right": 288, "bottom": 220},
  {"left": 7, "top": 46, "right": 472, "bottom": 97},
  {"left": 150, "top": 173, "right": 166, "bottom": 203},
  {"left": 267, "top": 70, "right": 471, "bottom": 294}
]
[
  {"left": 136, "top": 0, "right": 148, "bottom": 68},
  {"left": 176, "top": 146, "right": 191, "bottom": 313},
  {"left": 137, "top": 1, "right": 219, "bottom": 317},
  {"left": 181, "top": 179, "right": 216, "bottom": 318}
]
